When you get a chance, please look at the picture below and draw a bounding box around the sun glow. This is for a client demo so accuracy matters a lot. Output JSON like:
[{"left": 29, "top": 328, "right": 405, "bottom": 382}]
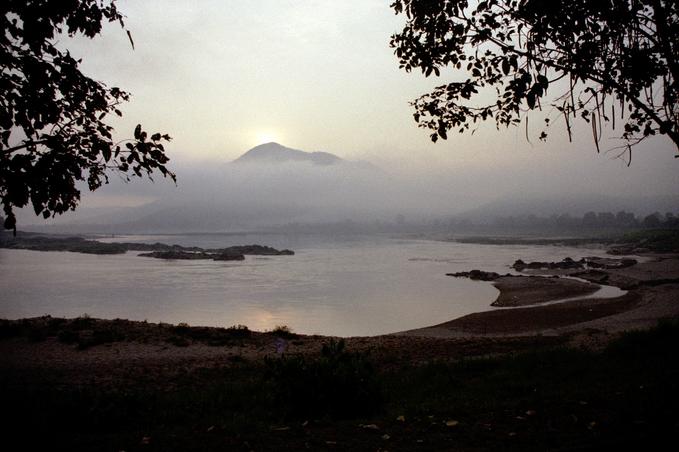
[{"left": 254, "top": 130, "right": 283, "bottom": 145}]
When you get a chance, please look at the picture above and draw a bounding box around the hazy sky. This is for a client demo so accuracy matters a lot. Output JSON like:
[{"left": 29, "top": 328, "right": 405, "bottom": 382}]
[{"left": 58, "top": 0, "right": 676, "bottom": 211}]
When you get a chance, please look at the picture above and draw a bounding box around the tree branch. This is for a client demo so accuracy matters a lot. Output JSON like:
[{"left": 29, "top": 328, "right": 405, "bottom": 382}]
[{"left": 2, "top": 139, "right": 51, "bottom": 154}]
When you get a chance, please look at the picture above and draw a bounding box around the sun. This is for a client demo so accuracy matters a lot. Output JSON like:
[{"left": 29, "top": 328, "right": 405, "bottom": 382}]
[{"left": 254, "top": 130, "right": 282, "bottom": 146}]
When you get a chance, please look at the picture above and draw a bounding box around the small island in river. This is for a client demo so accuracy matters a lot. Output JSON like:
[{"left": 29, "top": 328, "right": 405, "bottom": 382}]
[{"left": 0, "top": 232, "right": 294, "bottom": 261}]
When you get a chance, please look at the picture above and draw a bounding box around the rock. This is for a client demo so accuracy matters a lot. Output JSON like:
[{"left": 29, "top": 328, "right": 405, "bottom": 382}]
[
  {"left": 2, "top": 234, "right": 295, "bottom": 259},
  {"left": 138, "top": 251, "right": 211, "bottom": 260},
  {"left": 512, "top": 258, "right": 585, "bottom": 271},
  {"left": 447, "top": 270, "right": 501, "bottom": 281},
  {"left": 139, "top": 244, "right": 295, "bottom": 261},
  {"left": 213, "top": 252, "right": 245, "bottom": 261},
  {"left": 583, "top": 257, "right": 637, "bottom": 269},
  {"left": 212, "top": 245, "right": 294, "bottom": 256}
]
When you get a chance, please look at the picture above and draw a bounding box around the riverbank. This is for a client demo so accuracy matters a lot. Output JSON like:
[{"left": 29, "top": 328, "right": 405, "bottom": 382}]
[
  {"left": 401, "top": 254, "right": 679, "bottom": 343},
  {"left": 1, "top": 317, "right": 678, "bottom": 450}
]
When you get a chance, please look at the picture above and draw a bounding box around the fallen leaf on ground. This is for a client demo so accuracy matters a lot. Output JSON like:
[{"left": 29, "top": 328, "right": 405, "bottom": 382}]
[{"left": 359, "top": 423, "right": 379, "bottom": 430}]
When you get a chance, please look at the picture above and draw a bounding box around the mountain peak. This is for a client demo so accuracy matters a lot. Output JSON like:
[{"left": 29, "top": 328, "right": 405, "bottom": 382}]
[{"left": 233, "top": 143, "right": 342, "bottom": 166}]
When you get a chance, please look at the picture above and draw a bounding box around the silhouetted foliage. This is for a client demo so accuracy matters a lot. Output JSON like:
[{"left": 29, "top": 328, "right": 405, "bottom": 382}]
[
  {"left": 1, "top": 0, "right": 176, "bottom": 233},
  {"left": 265, "top": 339, "right": 383, "bottom": 419},
  {"left": 390, "top": 0, "right": 679, "bottom": 158}
]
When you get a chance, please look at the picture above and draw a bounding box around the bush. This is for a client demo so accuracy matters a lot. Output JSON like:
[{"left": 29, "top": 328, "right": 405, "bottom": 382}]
[
  {"left": 225, "top": 324, "right": 251, "bottom": 339},
  {"left": 269, "top": 325, "right": 297, "bottom": 339},
  {"left": 265, "top": 339, "right": 382, "bottom": 419},
  {"left": 70, "top": 314, "right": 93, "bottom": 331},
  {"left": 170, "top": 323, "right": 252, "bottom": 346}
]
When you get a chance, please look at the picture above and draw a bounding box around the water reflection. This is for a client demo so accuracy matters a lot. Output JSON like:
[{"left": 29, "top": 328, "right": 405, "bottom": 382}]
[{"left": 0, "top": 235, "right": 622, "bottom": 336}]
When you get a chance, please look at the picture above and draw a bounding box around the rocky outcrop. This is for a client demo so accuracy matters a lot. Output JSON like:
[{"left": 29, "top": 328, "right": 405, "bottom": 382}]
[
  {"left": 582, "top": 257, "right": 637, "bottom": 269},
  {"left": 446, "top": 270, "right": 505, "bottom": 281},
  {"left": 210, "top": 245, "right": 294, "bottom": 256},
  {"left": 138, "top": 251, "right": 218, "bottom": 260},
  {"left": 512, "top": 256, "right": 637, "bottom": 272},
  {"left": 212, "top": 252, "right": 246, "bottom": 261},
  {"left": 1, "top": 233, "right": 293, "bottom": 261},
  {"left": 137, "top": 244, "right": 294, "bottom": 261},
  {"left": 512, "top": 257, "right": 585, "bottom": 271}
]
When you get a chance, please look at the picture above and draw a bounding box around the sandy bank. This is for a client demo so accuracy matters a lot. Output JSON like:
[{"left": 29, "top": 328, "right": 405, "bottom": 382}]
[
  {"left": 400, "top": 256, "right": 679, "bottom": 340},
  {"left": 491, "top": 275, "right": 600, "bottom": 307}
]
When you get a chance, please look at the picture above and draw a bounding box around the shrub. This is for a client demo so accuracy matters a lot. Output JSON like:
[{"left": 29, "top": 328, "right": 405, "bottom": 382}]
[
  {"left": 269, "top": 325, "right": 297, "bottom": 339},
  {"left": 70, "top": 314, "right": 93, "bottom": 331},
  {"left": 225, "top": 324, "right": 251, "bottom": 339},
  {"left": 265, "top": 339, "right": 382, "bottom": 419}
]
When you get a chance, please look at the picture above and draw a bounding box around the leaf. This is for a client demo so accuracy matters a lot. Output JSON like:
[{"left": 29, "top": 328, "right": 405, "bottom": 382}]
[
  {"left": 359, "top": 424, "right": 379, "bottom": 430},
  {"left": 502, "top": 59, "right": 510, "bottom": 75},
  {"left": 126, "top": 30, "right": 135, "bottom": 49},
  {"left": 526, "top": 93, "right": 536, "bottom": 109},
  {"left": 3, "top": 212, "right": 17, "bottom": 233}
]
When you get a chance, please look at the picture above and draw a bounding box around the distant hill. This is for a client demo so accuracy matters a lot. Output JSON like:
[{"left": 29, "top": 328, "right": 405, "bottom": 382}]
[
  {"left": 233, "top": 142, "right": 342, "bottom": 166},
  {"left": 20, "top": 142, "right": 398, "bottom": 233}
]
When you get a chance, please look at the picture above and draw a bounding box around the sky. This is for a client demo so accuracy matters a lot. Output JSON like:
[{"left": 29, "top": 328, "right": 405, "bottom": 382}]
[{"left": 49, "top": 0, "right": 677, "bottom": 216}]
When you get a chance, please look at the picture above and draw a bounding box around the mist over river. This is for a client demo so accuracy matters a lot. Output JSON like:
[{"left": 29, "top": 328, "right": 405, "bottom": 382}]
[{"left": 0, "top": 233, "right": 620, "bottom": 336}]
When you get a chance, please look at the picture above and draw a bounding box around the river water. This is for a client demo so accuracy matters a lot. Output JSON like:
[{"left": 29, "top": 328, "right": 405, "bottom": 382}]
[{"left": 0, "top": 233, "right": 621, "bottom": 336}]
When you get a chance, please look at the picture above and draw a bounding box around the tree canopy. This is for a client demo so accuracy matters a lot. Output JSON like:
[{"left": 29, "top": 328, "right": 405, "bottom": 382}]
[
  {"left": 390, "top": 0, "right": 679, "bottom": 158},
  {"left": 1, "top": 0, "right": 175, "bottom": 233}
]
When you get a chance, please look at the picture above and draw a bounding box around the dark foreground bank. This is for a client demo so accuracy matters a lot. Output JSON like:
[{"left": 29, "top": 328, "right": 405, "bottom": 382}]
[{"left": 1, "top": 318, "right": 678, "bottom": 451}]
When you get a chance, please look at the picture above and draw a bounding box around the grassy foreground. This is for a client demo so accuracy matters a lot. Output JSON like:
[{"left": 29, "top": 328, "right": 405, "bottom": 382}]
[{"left": 1, "top": 321, "right": 678, "bottom": 451}]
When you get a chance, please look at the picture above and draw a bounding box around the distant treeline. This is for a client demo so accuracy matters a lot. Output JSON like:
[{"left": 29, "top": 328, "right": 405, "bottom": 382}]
[
  {"left": 271, "top": 210, "right": 679, "bottom": 236},
  {"left": 482, "top": 211, "right": 679, "bottom": 231},
  {"left": 3, "top": 210, "right": 678, "bottom": 238}
]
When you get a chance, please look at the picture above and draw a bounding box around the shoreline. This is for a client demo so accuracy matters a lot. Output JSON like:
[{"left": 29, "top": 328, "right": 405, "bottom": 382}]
[
  {"left": 2, "top": 231, "right": 678, "bottom": 358},
  {"left": 2, "top": 254, "right": 677, "bottom": 343},
  {"left": 399, "top": 253, "right": 679, "bottom": 341}
]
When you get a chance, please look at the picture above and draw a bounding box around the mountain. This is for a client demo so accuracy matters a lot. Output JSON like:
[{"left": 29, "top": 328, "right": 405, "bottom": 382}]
[
  {"left": 233, "top": 142, "right": 342, "bottom": 166},
  {"left": 21, "top": 142, "right": 409, "bottom": 233}
]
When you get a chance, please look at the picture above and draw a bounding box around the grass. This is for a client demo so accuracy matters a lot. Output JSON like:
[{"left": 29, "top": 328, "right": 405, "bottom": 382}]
[{"left": 1, "top": 321, "right": 678, "bottom": 450}]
